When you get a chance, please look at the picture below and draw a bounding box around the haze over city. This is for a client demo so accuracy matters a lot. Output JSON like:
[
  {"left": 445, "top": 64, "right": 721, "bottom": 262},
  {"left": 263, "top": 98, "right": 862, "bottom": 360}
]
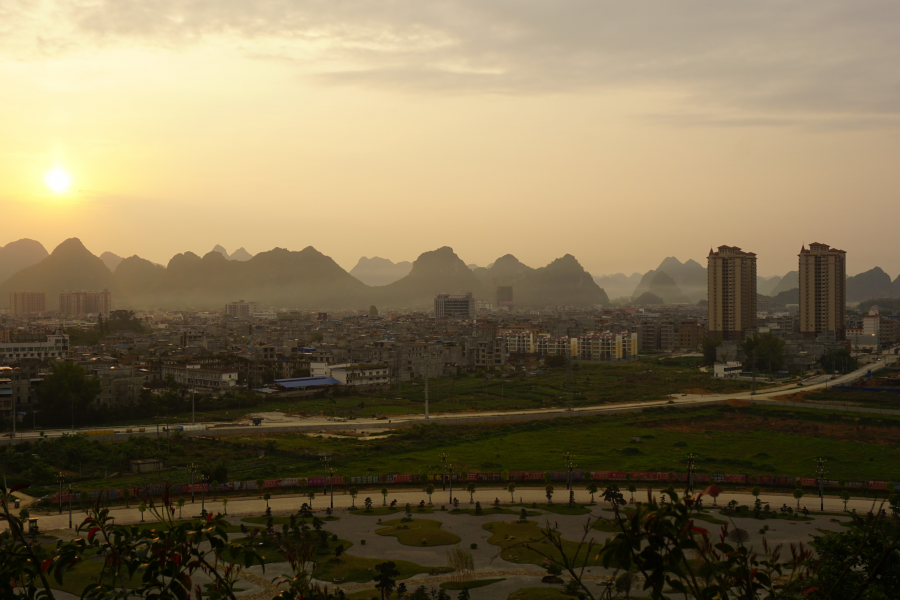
[{"left": 3, "top": 1, "right": 900, "bottom": 276}]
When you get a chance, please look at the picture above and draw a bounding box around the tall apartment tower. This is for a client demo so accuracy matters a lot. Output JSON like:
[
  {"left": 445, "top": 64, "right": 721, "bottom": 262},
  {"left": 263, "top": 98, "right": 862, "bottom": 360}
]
[
  {"left": 434, "top": 292, "right": 475, "bottom": 318},
  {"left": 59, "top": 289, "right": 112, "bottom": 316},
  {"left": 799, "top": 243, "right": 846, "bottom": 340},
  {"left": 224, "top": 300, "right": 258, "bottom": 319},
  {"left": 707, "top": 246, "right": 757, "bottom": 341},
  {"left": 10, "top": 291, "right": 47, "bottom": 314}
]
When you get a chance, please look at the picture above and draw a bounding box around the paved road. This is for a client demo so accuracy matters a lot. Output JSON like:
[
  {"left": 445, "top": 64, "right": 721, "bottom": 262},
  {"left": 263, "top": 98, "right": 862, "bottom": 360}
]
[{"left": 4, "top": 357, "right": 895, "bottom": 445}]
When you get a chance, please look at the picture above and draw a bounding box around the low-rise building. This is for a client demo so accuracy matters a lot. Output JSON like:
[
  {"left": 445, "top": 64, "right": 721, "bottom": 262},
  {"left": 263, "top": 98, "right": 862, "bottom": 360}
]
[
  {"left": 160, "top": 363, "right": 239, "bottom": 391},
  {"left": 0, "top": 334, "right": 69, "bottom": 363}
]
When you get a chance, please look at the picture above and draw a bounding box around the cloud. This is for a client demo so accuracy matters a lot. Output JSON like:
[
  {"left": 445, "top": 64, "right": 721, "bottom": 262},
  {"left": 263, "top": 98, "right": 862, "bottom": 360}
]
[{"left": 3, "top": 1, "right": 899, "bottom": 121}]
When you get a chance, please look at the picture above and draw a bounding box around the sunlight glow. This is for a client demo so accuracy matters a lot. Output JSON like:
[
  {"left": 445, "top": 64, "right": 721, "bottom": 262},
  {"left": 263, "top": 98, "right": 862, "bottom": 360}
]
[{"left": 44, "top": 167, "right": 72, "bottom": 193}]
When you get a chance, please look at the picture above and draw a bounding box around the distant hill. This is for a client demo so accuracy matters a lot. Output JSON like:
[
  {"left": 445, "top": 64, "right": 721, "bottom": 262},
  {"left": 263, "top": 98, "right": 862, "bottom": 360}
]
[
  {"left": 646, "top": 271, "right": 690, "bottom": 304},
  {"left": 634, "top": 292, "right": 664, "bottom": 305},
  {"left": 846, "top": 267, "right": 895, "bottom": 302},
  {"left": 757, "top": 275, "right": 782, "bottom": 296},
  {"left": 0, "top": 239, "right": 49, "bottom": 283},
  {"left": 771, "top": 288, "right": 799, "bottom": 305},
  {"left": 212, "top": 245, "right": 254, "bottom": 261},
  {"left": 770, "top": 271, "right": 799, "bottom": 296},
  {"left": 374, "top": 247, "right": 484, "bottom": 307},
  {"left": 592, "top": 272, "right": 642, "bottom": 300},
  {"left": 100, "top": 251, "right": 124, "bottom": 272},
  {"left": 0, "top": 238, "right": 116, "bottom": 310},
  {"left": 114, "top": 256, "right": 167, "bottom": 307},
  {"left": 349, "top": 256, "right": 413, "bottom": 286},
  {"left": 632, "top": 257, "right": 707, "bottom": 303},
  {"left": 473, "top": 254, "right": 608, "bottom": 307}
]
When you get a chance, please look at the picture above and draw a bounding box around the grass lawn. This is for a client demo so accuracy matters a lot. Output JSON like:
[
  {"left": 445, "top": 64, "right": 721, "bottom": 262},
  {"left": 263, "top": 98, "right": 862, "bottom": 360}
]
[
  {"left": 507, "top": 587, "right": 570, "bottom": 600},
  {"left": 240, "top": 515, "right": 339, "bottom": 525},
  {"left": 440, "top": 578, "right": 506, "bottom": 590},
  {"left": 56, "top": 402, "right": 900, "bottom": 496},
  {"left": 482, "top": 520, "right": 603, "bottom": 568},
  {"left": 375, "top": 518, "right": 461, "bottom": 546},
  {"left": 717, "top": 509, "right": 812, "bottom": 522},
  {"left": 350, "top": 506, "right": 434, "bottom": 516},
  {"left": 516, "top": 503, "right": 592, "bottom": 516},
  {"left": 448, "top": 507, "right": 542, "bottom": 517}
]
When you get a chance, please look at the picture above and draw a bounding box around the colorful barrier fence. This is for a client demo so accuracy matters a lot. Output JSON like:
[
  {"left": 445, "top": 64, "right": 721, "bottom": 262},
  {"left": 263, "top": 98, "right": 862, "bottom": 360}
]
[{"left": 49, "top": 470, "right": 900, "bottom": 503}]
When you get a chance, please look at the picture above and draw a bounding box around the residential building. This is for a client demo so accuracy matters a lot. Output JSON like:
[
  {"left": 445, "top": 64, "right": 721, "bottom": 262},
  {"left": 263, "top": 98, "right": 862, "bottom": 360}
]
[
  {"left": 500, "top": 331, "right": 535, "bottom": 354},
  {"left": 310, "top": 362, "right": 391, "bottom": 386},
  {"left": 534, "top": 335, "right": 572, "bottom": 356},
  {"left": 0, "top": 334, "right": 69, "bottom": 362},
  {"left": 798, "top": 243, "right": 847, "bottom": 341},
  {"left": 573, "top": 332, "right": 637, "bottom": 360},
  {"left": 160, "top": 363, "right": 239, "bottom": 390},
  {"left": 10, "top": 291, "right": 46, "bottom": 315},
  {"left": 677, "top": 320, "right": 702, "bottom": 351},
  {"left": 88, "top": 365, "right": 145, "bottom": 406},
  {"left": 59, "top": 289, "right": 112, "bottom": 316},
  {"left": 707, "top": 245, "right": 757, "bottom": 341},
  {"left": 225, "top": 300, "right": 258, "bottom": 319},
  {"left": 467, "top": 338, "right": 505, "bottom": 368},
  {"left": 434, "top": 293, "right": 475, "bottom": 318},
  {"left": 713, "top": 362, "right": 743, "bottom": 379},
  {"left": 496, "top": 286, "right": 513, "bottom": 308}
]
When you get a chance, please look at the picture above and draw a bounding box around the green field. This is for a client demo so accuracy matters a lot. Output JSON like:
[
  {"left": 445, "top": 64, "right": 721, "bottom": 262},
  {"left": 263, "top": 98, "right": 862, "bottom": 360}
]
[
  {"left": 22, "top": 402, "right": 900, "bottom": 501},
  {"left": 376, "top": 518, "right": 461, "bottom": 546}
]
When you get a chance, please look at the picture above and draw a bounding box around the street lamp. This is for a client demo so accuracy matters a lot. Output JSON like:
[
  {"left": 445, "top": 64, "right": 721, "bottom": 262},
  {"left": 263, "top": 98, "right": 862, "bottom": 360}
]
[
  {"left": 198, "top": 474, "right": 209, "bottom": 518},
  {"left": 563, "top": 452, "right": 575, "bottom": 491},
  {"left": 321, "top": 456, "right": 330, "bottom": 495},
  {"left": 816, "top": 458, "right": 827, "bottom": 512},
  {"left": 440, "top": 453, "right": 449, "bottom": 491},
  {"left": 686, "top": 454, "right": 697, "bottom": 496},
  {"left": 67, "top": 484, "right": 76, "bottom": 529},
  {"left": 448, "top": 464, "right": 454, "bottom": 505},
  {"left": 329, "top": 468, "right": 336, "bottom": 510},
  {"left": 55, "top": 472, "right": 65, "bottom": 514},
  {"left": 187, "top": 463, "right": 199, "bottom": 504}
]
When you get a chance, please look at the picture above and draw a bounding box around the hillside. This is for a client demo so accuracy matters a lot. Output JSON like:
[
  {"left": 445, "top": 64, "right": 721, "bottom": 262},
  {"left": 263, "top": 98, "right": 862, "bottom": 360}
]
[
  {"left": 100, "top": 251, "right": 124, "bottom": 272},
  {"left": 770, "top": 271, "right": 799, "bottom": 296},
  {"left": 374, "top": 247, "right": 485, "bottom": 308},
  {"left": 846, "top": 267, "right": 894, "bottom": 302},
  {"left": 631, "top": 257, "right": 707, "bottom": 303},
  {"left": 592, "top": 272, "right": 642, "bottom": 301},
  {"left": 0, "top": 238, "right": 116, "bottom": 310},
  {"left": 0, "top": 239, "right": 49, "bottom": 283},
  {"left": 349, "top": 256, "right": 413, "bottom": 286}
]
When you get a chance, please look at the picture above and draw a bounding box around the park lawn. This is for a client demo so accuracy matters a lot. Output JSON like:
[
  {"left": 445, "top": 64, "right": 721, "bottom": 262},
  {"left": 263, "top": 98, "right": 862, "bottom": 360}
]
[
  {"left": 515, "top": 503, "right": 593, "bottom": 516},
  {"left": 350, "top": 506, "right": 434, "bottom": 516},
  {"left": 440, "top": 578, "right": 506, "bottom": 590},
  {"left": 241, "top": 515, "right": 339, "bottom": 525},
  {"left": 375, "top": 518, "right": 461, "bottom": 546},
  {"left": 448, "top": 507, "right": 541, "bottom": 517},
  {"left": 717, "top": 509, "right": 812, "bottom": 522},
  {"left": 507, "top": 587, "right": 571, "bottom": 600},
  {"left": 482, "top": 520, "right": 603, "bottom": 568}
]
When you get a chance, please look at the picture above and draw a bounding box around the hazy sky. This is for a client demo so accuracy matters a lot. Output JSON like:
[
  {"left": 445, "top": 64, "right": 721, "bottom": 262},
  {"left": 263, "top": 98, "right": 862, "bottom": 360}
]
[{"left": 2, "top": 1, "right": 898, "bottom": 278}]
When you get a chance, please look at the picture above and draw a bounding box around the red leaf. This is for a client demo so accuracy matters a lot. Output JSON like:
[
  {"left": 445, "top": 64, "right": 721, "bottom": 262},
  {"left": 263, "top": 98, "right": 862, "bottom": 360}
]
[
  {"left": 87, "top": 527, "right": 101, "bottom": 542},
  {"left": 10, "top": 484, "right": 30, "bottom": 493},
  {"left": 206, "top": 512, "right": 212, "bottom": 524},
  {"left": 41, "top": 559, "right": 52, "bottom": 572},
  {"left": 802, "top": 587, "right": 819, "bottom": 595},
  {"left": 690, "top": 527, "right": 708, "bottom": 534}
]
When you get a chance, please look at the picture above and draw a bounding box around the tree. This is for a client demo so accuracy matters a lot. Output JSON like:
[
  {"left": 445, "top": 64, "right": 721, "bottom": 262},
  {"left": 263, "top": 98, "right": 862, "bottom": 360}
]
[
  {"left": 627, "top": 484, "right": 636, "bottom": 504},
  {"left": 176, "top": 496, "right": 185, "bottom": 519},
  {"left": 545, "top": 485, "right": 554, "bottom": 504},
  {"left": 820, "top": 348, "right": 859, "bottom": 373},
  {"left": 307, "top": 490, "right": 315, "bottom": 507},
  {"left": 34, "top": 362, "right": 101, "bottom": 428},
  {"left": 740, "top": 332, "right": 786, "bottom": 372},
  {"left": 751, "top": 486, "right": 761, "bottom": 501},
  {"left": 138, "top": 502, "right": 146, "bottom": 522},
  {"left": 364, "top": 497, "right": 373, "bottom": 512},
  {"left": 374, "top": 561, "right": 400, "bottom": 600},
  {"left": 457, "top": 589, "right": 471, "bottom": 600},
  {"left": 425, "top": 484, "right": 435, "bottom": 505},
  {"left": 349, "top": 487, "right": 358, "bottom": 508},
  {"left": 333, "top": 544, "right": 344, "bottom": 560},
  {"left": 263, "top": 492, "right": 271, "bottom": 510},
  {"left": 210, "top": 481, "right": 219, "bottom": 501},
  {"left": 701, "top": 336, "right": 722, "bottom": 366},
  {"left": 587, "top": 482, "right": 598, "bottom": 504},
  {"left": 122, "top": 488, "right": 131, "bottom": 508},
  {"left": 381, "top": 487, "right": 389, "bottom": 507},
  {"left": 507, "top": 482, "right": 516, "bottom": 503},
  {"left": 222, "top": 497, "right": 228, "bottom": 515},
  {"left": 841, "top": 490, "right": 851, "bottom": 512},
  {"left": 256, "top": 479, "right": 265, "bottom": 498},
  {"left": 793, "top": 487, "right": 804, "bottom": 509},
  {"left": 466, "top": 482, "right": 476, "bottom": 504}
]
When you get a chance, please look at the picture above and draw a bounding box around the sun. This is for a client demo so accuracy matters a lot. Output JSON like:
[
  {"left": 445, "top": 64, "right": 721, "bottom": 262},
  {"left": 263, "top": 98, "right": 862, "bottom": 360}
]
[{"left": 44, "top": 167, "right": 72, "bottom": 194}]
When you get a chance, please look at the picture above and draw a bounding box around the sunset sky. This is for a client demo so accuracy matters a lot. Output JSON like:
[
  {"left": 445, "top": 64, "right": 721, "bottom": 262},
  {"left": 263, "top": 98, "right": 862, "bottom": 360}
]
[{"left": 2, "top": 1, "right": 898, "bottom": 277}]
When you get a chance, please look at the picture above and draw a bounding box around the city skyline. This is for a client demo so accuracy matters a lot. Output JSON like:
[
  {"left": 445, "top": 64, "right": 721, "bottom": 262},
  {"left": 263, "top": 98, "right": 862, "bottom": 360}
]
[{"left": 2, "top": 2, "right": 899, "bottom": 276}]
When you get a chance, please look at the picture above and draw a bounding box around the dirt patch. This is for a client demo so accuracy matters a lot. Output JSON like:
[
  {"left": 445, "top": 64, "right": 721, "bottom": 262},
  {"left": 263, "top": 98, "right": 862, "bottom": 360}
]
[{"left": 636, "top": 413, "right": 900, "bottom": 447}]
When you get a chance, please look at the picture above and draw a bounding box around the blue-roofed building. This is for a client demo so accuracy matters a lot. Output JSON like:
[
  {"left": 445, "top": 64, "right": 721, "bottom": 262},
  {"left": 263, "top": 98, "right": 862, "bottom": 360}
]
[{"left": 273, "top": 376, "right": 341, "bottom": 390}]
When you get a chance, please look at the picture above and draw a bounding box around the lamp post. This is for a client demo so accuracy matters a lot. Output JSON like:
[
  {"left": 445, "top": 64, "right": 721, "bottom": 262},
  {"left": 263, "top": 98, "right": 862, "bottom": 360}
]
[
  {"left": 686, "top": 453, "right": 697, "bottom": 496},
  {"left": 199, "top": 474, "right": 209, "bottom": 517},
  {"left": 55, "top": 472, "right": 65, "bottom": 514},
  {"left": 67, "top": 484, "right": 76, "bottom": 529},
  {"left": 816, "top": 458, "right": 827, "bottom": 512},
  {"left": 563, "top": 452, "right": 575, "bottom": 491},
  {"left": 448, "top": 464, "right": 454, "bottom": 505},
  {"left": 321, "top": 456, "right": 330, "bottom": 495},
  {"left": 440, "top": 453, "right": 449, "bottom": 491},
  {"left": 329, "top": 468, "right": 335, "bottom": 510},
  {"left": 187, "top": 463, "right": 199, "bottom": 503}
]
